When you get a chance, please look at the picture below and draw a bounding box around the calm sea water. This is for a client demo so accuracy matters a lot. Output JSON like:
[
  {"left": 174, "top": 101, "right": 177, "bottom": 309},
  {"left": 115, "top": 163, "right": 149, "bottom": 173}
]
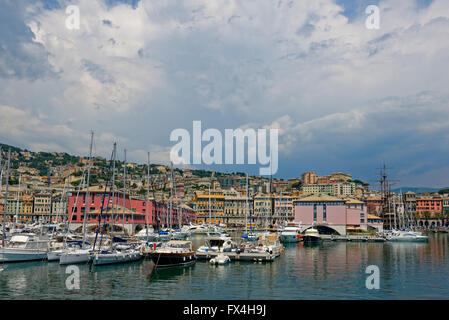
[{"left": 1, "top": 233, "right": 448, "bottom": 300}]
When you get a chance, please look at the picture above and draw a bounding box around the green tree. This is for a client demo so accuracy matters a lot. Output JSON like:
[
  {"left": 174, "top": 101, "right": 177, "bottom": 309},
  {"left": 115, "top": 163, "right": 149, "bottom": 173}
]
[
  {"left": 291, "top": 182, "right": 301, "bottom": 189},
  {"left": 71, "top": 180, "right": 81, "bottom": 187},
  {"left": 422, "top": 211, "right": 431, "bottom": 220}
]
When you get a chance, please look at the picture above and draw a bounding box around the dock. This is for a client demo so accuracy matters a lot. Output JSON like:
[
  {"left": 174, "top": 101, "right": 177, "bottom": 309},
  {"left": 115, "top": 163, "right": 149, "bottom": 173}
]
[{"left": 196, "top": 251, "right": 278, "bottom": 262}]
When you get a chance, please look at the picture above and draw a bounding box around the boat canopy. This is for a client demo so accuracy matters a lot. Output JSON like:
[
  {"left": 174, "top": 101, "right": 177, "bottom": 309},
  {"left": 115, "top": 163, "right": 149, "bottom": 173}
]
[{"left": 9, "top": 235, "right": 30, "bottom": 243}]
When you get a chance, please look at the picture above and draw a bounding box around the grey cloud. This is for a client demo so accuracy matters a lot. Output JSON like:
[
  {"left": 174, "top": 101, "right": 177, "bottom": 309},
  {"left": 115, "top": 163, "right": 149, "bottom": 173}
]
[
  {"left": 0, "top": 1, "right": 53, "bottom": 80},
  {"left": 82, "top": 59, "right": 115, "bottom": 84}
]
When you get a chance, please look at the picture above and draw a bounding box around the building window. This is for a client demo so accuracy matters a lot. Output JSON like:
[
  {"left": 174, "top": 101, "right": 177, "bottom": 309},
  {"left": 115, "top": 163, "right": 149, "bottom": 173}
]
[
  {"left": 323, "top": 204, "right": 327, "bottom": 221},
  {"left": 313, "top": 204, "right": 317, "bottom": 221}
]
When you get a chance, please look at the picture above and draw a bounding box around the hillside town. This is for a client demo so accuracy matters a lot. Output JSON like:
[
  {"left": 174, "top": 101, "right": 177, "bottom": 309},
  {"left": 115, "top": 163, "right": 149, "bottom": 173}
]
[{"left": 1, "top": 144, "right": 448, "bottom": 235}]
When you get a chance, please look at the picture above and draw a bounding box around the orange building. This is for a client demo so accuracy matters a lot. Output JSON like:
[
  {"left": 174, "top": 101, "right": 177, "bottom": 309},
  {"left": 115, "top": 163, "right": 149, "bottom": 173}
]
[
  {"left": 416, "top": 197, "right": 442, "bottom": 216},
  {"left": 317, "top": 176, "right": 330, "bottom": 184}
]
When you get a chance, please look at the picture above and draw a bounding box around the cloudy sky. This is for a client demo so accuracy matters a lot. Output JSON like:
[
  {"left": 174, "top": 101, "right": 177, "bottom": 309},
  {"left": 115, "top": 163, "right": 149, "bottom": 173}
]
[{"left": 0, "top": 0, "right": 448, "bottom": 187}]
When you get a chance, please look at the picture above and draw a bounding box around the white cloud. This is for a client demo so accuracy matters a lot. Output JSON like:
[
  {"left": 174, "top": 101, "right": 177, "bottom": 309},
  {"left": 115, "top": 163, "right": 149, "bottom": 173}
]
[{"left": 0, "top": 0, "right": 449, "bottom": 185}]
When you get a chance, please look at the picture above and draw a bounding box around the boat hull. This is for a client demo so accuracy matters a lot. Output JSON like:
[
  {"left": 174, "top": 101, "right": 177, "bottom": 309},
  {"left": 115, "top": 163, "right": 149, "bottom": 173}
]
[
  {"left": 389, "top": 237, "right": 428, "bottom": 242},
  {"left": 149, "top": 252, "right": 196, "bottom": 267},
  {"left": 59, "top": 250, "right": 91, "bottom": 265},
  {"left": 93, "top": 251, "right": 142, "bottom": 266},
  {"left": 280, "top": 234, "right": 301, "bottom": 243},
  {"left": 0, "top": 249, "right": 47, "bottom": 262},
  {"left": 47, "top": 250, "right": 64, "bottom": 261}
]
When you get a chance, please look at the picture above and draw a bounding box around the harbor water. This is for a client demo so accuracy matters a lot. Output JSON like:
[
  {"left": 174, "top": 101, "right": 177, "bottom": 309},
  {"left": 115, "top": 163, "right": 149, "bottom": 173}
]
[{"left": 1, "top": 233, "right": 448, "bottom": 299}]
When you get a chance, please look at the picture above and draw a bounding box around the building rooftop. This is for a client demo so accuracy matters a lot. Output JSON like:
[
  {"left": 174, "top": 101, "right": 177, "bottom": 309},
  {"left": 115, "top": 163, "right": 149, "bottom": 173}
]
[{"left": 297, "top": 194, "right": 344, "bottom": 202}]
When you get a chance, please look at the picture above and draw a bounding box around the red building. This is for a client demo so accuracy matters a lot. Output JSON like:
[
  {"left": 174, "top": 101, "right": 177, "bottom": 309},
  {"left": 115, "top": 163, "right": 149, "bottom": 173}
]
[{"left": 67, "top": 186, "right": 196, "bottom": 231}]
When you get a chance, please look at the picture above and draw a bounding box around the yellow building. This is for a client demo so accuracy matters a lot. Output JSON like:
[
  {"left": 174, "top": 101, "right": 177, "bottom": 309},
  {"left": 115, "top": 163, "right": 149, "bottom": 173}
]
[
  {"left": 253, "top": 193, "right": 274, "bottom": 227},
  {"left": 224, "top": 195, "right": 253, "bottom": 227},
  {"left": 22, "top": 194, "right": 34, "bottom": 214},
  {"left": 192, "top": 190, "right": 225, "bottom": 225}
]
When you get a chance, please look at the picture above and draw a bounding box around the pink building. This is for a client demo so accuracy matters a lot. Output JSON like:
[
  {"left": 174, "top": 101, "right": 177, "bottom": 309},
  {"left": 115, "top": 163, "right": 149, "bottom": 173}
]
[{"left": 294, "top": 195, "right": 381, "bottom": 235}]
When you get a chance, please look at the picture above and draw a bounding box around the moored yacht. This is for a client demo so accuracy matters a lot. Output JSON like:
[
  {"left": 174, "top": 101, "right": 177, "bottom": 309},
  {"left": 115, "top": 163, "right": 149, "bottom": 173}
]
[
  {"left": 197, "top": 236, "right": 237, "bottom": 253},
  {"left": 148, "top": 240, "right": 196, "bottom": 267},
  {"left": 92, "top": 244, "right": 142, "bottom": 266},
  {"left": 388, "top": 230, "right": 428, "bottom": 242},
  {"left": 59, "top": 247, "right": 93, "bottom": 265},
  {"left": 302, "top": 228, "right": 322, "bottom": 244},
  {"left": 280, "top": 224, "right": 302, "bottom": 243},
  {"left": 0, "top": 234, "right": 49, "bottom": 262}
]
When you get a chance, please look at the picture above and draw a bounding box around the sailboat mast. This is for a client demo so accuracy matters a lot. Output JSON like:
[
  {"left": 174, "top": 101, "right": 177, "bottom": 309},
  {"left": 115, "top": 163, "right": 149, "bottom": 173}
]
[
  {"left": 2, "top": 148, "right": 11, "bottom": 247},
  {"left": 245, "top": 173, "right": 248, "bottom": 235},
  {"left": 109, "top": 142, "right": 117, "bottom": 251},
  {"left": 146, "top": 152, "right": 150, "bottom": 241},
  {"left": 15, "top": 174, "right": 21, "bottom": 226},
  {"left": 64, "top": 169, "right": 85, "bottom": 247},
  {"left": 393, "top": 194, "right": 397, "bottom": 230},
  {"left": 170, "top": 161, "right": 173, "bottom": 229},
  {"left": 82, "top": 131, "right": 94, "bottom": 249},
  {"left": 208, "top": 178, "right": 211, "bottom": 226},
  {"left": 122, "top": 149, "right": 126, "bottom": 235}
]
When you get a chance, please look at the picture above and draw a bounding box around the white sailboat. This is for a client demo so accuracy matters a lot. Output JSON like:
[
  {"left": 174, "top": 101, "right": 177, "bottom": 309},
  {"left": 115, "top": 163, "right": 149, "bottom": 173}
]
[
  {"left": 92, "top": 143, "right": 142, "bottom": 266},
  {"left": 60, "top": 132, "right": 95, "bottom": 265},
  {"left": 0, "top": 150, "right": 49, "bottom": 262},
  {"left": 242, "top": 174, "right": 258, "bottom": 242},
  {"left": 388, "top": 194, "right": 428, "bottom": 242}
]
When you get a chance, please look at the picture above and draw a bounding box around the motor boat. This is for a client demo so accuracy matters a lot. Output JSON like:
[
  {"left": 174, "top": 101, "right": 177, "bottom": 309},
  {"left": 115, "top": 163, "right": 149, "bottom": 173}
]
[
  {"left": 241, "top": 232, "right": 258, "bottom": 242},
  {"left": 197, "top": 237, "right": 237, "bottom": 253},
  {"left": 148, "top": 240, "right": 196, "bottom": 267},
  {"left": 210, "top": 254, "right": 230, "bottom": 265},
  {"left": 388, "top": 230, "right": 428, "bottom": 242},
  {"left": 0, "top": 234, "right": 49, "bottom": 262},
  {"left": 188, "top": 224, "right": 211, "bottom": 235},
  {"left": 280, "top": 224, "right": 302, "bottom": 243},
  {"left": 302, "top": 228, "right": 322, "bottom": 244}
]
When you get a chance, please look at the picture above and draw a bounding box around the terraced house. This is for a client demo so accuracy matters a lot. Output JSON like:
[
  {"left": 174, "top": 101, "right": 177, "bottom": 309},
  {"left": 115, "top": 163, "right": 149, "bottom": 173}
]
[
  {"left": 33, "top": 193, "right": 52, "bottom": 221},
  {"left": 192, "top": 190, "right": 224, "bottom": 225}
]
